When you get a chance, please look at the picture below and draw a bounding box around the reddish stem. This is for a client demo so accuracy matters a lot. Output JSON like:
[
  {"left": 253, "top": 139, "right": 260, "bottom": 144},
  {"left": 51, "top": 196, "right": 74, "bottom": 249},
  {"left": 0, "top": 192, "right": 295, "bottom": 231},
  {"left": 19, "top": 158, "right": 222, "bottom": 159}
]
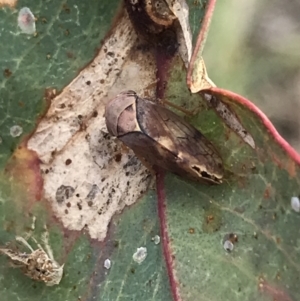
[{"left": 156, "top": 170, "right": 182, "bottom": 301}]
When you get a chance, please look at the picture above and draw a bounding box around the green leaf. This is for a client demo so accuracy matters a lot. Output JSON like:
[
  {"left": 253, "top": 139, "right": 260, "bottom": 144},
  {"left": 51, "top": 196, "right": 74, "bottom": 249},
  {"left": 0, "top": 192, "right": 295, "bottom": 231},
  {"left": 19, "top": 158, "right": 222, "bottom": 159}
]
[
  {"left": 159, "top": 80, "right": 300, "bottom": 300},
  {"left": 0, "top": 177, "right": 173, "bottom": 300},
  {"left": 1, "top": 1, "right": 299, "bottom": 301},
  {"left": 0, "top": 0, "right": 120, "bottom": 167}
]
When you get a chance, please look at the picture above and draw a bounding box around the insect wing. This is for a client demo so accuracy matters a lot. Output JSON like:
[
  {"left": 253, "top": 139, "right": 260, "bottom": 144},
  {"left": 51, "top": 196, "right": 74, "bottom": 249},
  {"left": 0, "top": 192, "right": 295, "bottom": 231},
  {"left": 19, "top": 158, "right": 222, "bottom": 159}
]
[{"left": 135, "top": 97, "right": 224, "bottom": 183}]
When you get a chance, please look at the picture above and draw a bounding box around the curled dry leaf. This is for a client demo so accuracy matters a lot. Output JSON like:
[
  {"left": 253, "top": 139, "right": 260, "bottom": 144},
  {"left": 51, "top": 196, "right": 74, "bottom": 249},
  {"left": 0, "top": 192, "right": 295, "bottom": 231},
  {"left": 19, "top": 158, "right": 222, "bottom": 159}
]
[
  {"left": 164, "top": 0, "right": 192, "bottom": 66},
  {"left": 189, "top": 56, "right": 215, "bottom": 93},
  {"left": 187, "top": 0, "right": 217, "bottom": 92},
  {"left": 27, "top": 14, "right": 157, "bottom": 240}
]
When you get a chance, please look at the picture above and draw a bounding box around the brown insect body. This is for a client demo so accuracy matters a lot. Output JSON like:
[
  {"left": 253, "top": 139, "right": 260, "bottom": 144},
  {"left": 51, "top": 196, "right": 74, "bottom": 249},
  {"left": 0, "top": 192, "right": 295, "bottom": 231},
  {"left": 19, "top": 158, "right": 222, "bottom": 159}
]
[{"left": 105, "top": 91, "right": 224, "bottom": 184}]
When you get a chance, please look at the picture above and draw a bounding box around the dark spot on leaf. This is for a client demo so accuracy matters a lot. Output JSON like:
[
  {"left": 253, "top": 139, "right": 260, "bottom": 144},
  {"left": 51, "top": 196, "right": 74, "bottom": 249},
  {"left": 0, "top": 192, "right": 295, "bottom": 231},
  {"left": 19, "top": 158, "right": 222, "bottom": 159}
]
[
  {"left": 56, "top": 185, "right": 75, "bottom": 203},
  {"left": 86, "top": 184, "right": 99, "bottom": 200},
  {"left": 206, "top": 215, "right": 214, "bottom": 224},
  {"left": 62, "top": 4, "right": 70, "bottom": 13},
  {"left": 188, "top": 228, "right": 195, "bottom": 234},
  {"left": 86, "top": 80, "right": 91, "bottom": 85},
  {"left": 4, "top": 68, "right": 12, "bottom": 77},
  {"left": 66, "top": 51, "right": 75, "bottom": 59},
  {"left": 65, "top": 158, "right": 72, "bottom": 165},
  {"left": 114, "top": 153, "right": 122, "bottom": 162},
  {"left": 224, "top": 233, "right": 239, "bottom": 244}
]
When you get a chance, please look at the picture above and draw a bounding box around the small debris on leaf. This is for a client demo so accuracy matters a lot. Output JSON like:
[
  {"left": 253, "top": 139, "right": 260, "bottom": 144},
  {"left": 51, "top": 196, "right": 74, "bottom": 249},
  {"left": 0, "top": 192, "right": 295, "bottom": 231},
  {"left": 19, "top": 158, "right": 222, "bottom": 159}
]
[
  {"left": 0, "top": 234, "right": 63, "bottom": 286},
  {"left": 228, "top": 233, "right": 238, "bottom": 244},
  {"left": 152, "top": 235, "right": 160, "bottom": 245},
  {"left": 188, "top": 227, "right": 195, "bottom": 234},
  {"left": 291, "top": 196, "right": 300, "bottom": 212},
  {"left": 223, "top": 240, "right": 234, "bottom": 252},
  {"left": 10, "top": 125, "right": 23, "bottom": 137},
  {"left": 104, "top": 259, "right": 111, "bottom": 270},
  {"left": 132, "top": 247, "right": 147, "bottom": 264},
  {"left": 18, "top": 7, "right": 36, "bottom": 35}
]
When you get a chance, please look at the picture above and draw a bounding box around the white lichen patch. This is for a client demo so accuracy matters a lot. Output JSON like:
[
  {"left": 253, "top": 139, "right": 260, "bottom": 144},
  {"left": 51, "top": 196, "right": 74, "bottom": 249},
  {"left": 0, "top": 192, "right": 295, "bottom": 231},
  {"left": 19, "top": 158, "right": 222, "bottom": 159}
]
[
  {"left": 18, "top": 7, "right": 36, "bottom": 35},
  {"left": 291, "top": 196, "right": 300, "bottom": 212},
  {"left": 223, "top": 240, "right": 234, "bottom": 252},
  {"left": 152, "top": 235, "right": 160, "bottom": 245},
  {"left": 27, "top": 13, "right": 156, "bottom": 241},
  {"left": 10, "top": 125, "right": 23, "bottom": 137},
  {"left": 104, "top": 259, "right": 111, "bottom": 270},
  {"left": 132, "top": 247, "right": 147, "bottom": 264}
]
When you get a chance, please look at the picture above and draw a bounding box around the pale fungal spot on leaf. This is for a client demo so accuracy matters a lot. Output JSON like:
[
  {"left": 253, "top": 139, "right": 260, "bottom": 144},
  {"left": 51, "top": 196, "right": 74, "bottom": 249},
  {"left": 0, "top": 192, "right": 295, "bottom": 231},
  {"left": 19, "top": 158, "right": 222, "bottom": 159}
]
[
  {"left": 132, "top": 247, "right": 147, "bottom": 264},
  {"left": 104, "top": 259, "right": 111, "bottom": 270},
  {"left": 18, "top": 7, "right": 36, "bottom": 35},
  {"left": 152, "top": 235, "right": 161, "bottom": 245},
  {"left": 10, "top": 125, "right": 23, "bottom": 137},
  {"left": 27, "top": 14, "right": 155, "bottom": 241},
  {"left": 291, "top": 196, "right": 300, "bottom": 212},
  {"left": 223, "top": 240, "right": 234, "bottom": 252}
]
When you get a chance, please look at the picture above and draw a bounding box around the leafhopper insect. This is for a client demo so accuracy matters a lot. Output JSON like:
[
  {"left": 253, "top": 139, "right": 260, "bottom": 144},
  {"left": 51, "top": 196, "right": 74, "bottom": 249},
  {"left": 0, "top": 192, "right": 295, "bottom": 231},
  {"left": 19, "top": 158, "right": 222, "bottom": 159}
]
[{"left": 105, "top": 90, "right": 223, "bottom": 184}]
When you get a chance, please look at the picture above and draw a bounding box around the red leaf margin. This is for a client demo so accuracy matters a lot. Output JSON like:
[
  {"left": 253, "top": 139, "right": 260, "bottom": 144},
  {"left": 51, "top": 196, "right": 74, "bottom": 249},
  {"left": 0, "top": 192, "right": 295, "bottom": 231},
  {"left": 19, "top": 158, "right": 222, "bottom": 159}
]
[
  {"left": 157, "top": 88, "right": 300, "bottom": 301},
  {"left": 211, "top": 87, "right": 300, "bottom": 166}
]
